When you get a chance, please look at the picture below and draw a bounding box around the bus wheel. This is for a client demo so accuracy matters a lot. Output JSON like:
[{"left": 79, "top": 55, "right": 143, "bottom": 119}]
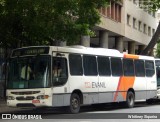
[
  {"left": 69, "top": 93, "right": 80, "bottom": 114},
  {"left": 126, "top": 91, "right": 135, "bottom": 108}
]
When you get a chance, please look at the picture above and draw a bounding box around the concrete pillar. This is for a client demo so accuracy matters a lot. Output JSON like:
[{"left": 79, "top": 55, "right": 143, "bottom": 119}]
[
  {"left": 81, "top": 36, "right": 90, "bottom": 47},
  {"left": 138, "top": 45, "right": 146, "bottom": 54},
  {"left": 128, "top": 41, "right": 136, "bottom": 54},
  {"left": 59, "top": 41, "right": 66, "bottom": 47},
  {"left": 99, "top": 31, "right": 109, "bottom": 48},
  {"left": 115, "top": 36, "right": 123, "bottom": 53}
]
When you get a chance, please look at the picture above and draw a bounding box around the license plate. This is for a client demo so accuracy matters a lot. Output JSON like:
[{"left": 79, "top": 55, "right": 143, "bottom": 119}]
[{"left": 32, "top": 100, "right": 40, "bottom": 103}]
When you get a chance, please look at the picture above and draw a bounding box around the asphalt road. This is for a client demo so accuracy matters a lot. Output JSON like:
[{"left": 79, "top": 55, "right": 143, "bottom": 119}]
[{"left": 1, "top": 101, "right": 160, "bottom": 121}]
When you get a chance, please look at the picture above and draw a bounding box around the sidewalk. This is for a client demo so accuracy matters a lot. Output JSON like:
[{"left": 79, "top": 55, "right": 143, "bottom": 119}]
[{"left": 0, "top": 98, "right": 21, "bottom": 113}]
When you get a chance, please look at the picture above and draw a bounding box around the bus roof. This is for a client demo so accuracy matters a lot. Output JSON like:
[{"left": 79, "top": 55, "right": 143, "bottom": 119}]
[
  {"left": 11, "top": 45, "right": 155, "bottom": 60},
  {"left": 54, "top": 45, "right": 122, "bottom": 57}
]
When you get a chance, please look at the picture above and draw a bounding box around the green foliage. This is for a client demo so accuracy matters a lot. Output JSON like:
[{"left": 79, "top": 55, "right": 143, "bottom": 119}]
[
  {"left": 143, "top": 0, "right": 160, "bottom": 11},
  {"left": 0, "top": 0, "right": 109, "bottom": 47},
  {"left": 156, "top": 42, "right": 160, "bottom": 57}
]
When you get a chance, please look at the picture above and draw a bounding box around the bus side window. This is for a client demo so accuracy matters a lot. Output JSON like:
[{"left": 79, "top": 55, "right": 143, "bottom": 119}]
[
  {"left": 134, "top": 60, "right": 145, "bottom": 77},
  {"left": 156, "top": 67, "right": 160, "bottom": 78},
  {"left": 69, "top": 54, "right": 83, "bottom": 76},
  {"left": 83, "top": 55, "right": 98, "bottom": 76},
  {"left": 145, "top": 60, "right": 155, "bottom": 77},
  {"left": 52, "top": 57, "right": 68, "bottom": 86},
  {"left": 123, "top": 59, "right": 134, "bottom": 76},
  {"left": 111, "top": 57, "right": 123, "bottom": 76}
]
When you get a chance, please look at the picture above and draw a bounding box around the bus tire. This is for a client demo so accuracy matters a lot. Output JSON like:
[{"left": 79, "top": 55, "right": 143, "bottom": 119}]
[
  {"left": 126, "top": 91, "right": 135, "bottom": 108},
  {"left": 68, "top": 93, "right": 80, "bottom": 114}
]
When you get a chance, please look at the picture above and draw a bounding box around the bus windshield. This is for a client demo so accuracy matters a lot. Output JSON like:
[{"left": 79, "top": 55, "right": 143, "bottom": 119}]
[{"left": 8, "top": 55, "right": 50, "bottom": 89}]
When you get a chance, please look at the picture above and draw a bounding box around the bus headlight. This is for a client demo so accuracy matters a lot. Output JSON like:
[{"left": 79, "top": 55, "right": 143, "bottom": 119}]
[
  {"left": 7, "top": 96, "right": 15, "bottom": 100},
  {"left": 37, "top": 95, "right": 49, "bottom": 99},
  {"left": 157, "top": 90, "right": 160, "bottom": 94}
]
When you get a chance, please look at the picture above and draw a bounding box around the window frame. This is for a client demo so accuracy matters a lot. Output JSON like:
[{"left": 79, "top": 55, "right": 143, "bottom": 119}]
[
  {"left": 123, "top": 58, "right": 135, "bottom": 76},
  {"left": 134, "top": 59, "right": 145, "bottom": 77},
  {"left": 111, "top": 57, "right": 123, "bottom": 76},
  {"left": 69, "top": 54, "right": 83, "bottom": 76},
  {"left": 97, "top": 56, "right": 111, "bottom": 76},
  {"left": 83, "top": 55, "right": 98, "bottom": 76},
  {"left": 145, "top": 60, "right": 155, "bottom": 77}
]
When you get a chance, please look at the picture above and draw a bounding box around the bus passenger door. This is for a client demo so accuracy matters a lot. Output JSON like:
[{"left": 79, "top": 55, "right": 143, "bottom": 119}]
[
  {"left": 51, "top": 52, "right": 70, "bottom": 107},
  {"left": 146, "top": 60, "right": 157, "bottom": 99}
]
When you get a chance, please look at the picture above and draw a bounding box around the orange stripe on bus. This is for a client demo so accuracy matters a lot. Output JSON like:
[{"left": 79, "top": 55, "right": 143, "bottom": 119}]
[
  {"left": 124, "top": 54, "right": 139, "bottom": 59},
  {"left": 113, "top": 76, "right": 135, "bottom": 102},
  {"left": 113, "top": 77, "right": 122, "bottom": 102}
]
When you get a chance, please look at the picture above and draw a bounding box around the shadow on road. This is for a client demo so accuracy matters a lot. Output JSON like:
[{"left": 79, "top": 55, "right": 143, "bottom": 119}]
[{"left": 1, "top": 100, "right": 160, "bottom": 115}]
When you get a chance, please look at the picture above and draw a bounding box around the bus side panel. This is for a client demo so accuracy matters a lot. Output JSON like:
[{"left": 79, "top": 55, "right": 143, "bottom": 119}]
[
  {"left": 146, "top": 75, "right": 157, "bottom": 99},
  {"left": 98, "top": 76, "right": 123, "bottom": 103},
  {"left": 69, "top": 76, "right": 99, "bottom": 105},
  {"left": 82, "top": 76, "right": 99, "bottom": 104},
  {"left": 52, "top": 83, "right": 70, "bottom": 107},
  {"left": 133, "top": 77, "right": 147, "bottom": 100},
  {"left": 52, "top": 94, "right": 71, "bottom": 107}
]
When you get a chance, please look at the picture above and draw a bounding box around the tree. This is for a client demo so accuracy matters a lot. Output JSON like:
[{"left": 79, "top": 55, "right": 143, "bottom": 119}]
[
  {"left": 140, "top": 0, "right": 160, "bottom": 55},
  {"left": 140, "top": 21, "right": 160, "bottom": 55},
  {"left": 0, "top": 0, "right": 109, "bottom": 48},
  {"left": 156, "top": 40, "right": 160, "bottom": 57}
]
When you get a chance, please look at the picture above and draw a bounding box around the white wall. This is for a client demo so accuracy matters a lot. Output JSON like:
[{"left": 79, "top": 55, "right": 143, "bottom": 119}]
[{"left": 124, "top": 0, "right": 157, "bottom": 45}]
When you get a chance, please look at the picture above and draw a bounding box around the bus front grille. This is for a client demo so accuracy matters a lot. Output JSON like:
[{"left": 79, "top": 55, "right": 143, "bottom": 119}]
[
  {"left": 11, "top": 91, "right": 40, "bottom": 95},
  {"left": 16, "top": 96, "right": 35, "bottom": 101},
  {"left": 16, "top": 103, "right": 36, "bottom": 107}
]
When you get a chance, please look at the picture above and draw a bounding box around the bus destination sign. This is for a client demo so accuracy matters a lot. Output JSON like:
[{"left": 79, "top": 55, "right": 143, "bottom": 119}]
[{"left": 11, "top": 47, "right": 49, "bottom": 57}]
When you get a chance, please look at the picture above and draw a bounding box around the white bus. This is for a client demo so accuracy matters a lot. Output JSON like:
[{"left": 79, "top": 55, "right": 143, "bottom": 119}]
[
  {"left": 6, "top": 46, "right": 157, "bottom": 113},
  {"left": 155, "top": 59, "right": 160, "bottom": 99}
]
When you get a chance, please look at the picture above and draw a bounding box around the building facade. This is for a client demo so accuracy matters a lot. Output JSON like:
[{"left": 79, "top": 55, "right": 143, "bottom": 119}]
[{"left": 85, "top": 0, "right": 157, "bottom": 54}]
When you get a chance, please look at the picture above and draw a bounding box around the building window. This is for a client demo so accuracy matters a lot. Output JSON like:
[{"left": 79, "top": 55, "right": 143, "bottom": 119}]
[
  {"left": 127, "top": 14, "right": 131, "bottom": 26},
  {"left": 102, "top": 7, "right": 107, "bottom": 16},
  {"left": 118, "top": 5, "right": 121, "bottom": 22},
  {"left": 133, "top": 18, "right": 137, "bottom": 29},
  {"left": 115, "top": 4, "right": 118, "bottom": 21},
  {"left": 111, "top": 1, "right": 115, "bottom": 19},
  {"left": 152, "top": 12, "right": 156, "bottom": 17},
  {"left": 148, "top": 11, "right": 151, "bottom": 15},
  {"left": 143, "top": 24, "right": 147, "bottom": 34},
  {"left": 138, "top": 21, "right": 142, "bottom": 31},
  {"left": 107, "top": 6, "right": 111, "bottom": 18},
  {"left": 100, "top": 0, "right": 121, "bottom": 22},
  {"left": 139, "top": 0, "right": 142, "bottom": 8},
  {"left": 115, "top": 3, "right": 121, "bottom": 22},
  {"left": 148, "top": 26, "right": 151, "bottom": 36},
  {"left": 133, "top": 0, "right": 137, "bottom": 4},
  {"left": 152, "top": 29, "right": 155, "bottom": 36}
]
